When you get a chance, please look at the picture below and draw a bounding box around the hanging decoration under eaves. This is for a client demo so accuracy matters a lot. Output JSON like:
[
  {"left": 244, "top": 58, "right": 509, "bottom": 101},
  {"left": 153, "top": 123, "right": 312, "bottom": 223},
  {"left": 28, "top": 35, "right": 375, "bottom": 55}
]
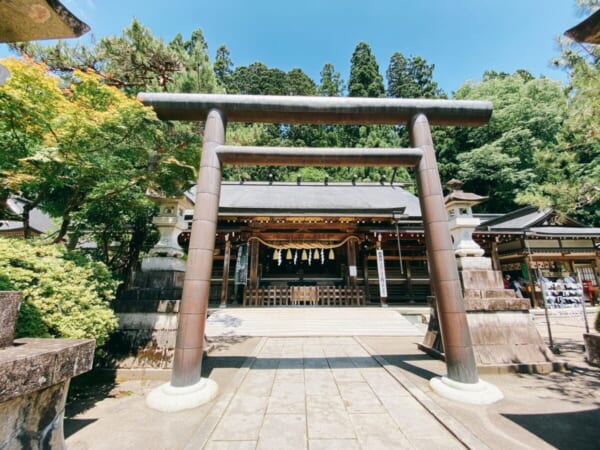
[{"left": 248, "top": 236, "right": 359, "bottom": 250}]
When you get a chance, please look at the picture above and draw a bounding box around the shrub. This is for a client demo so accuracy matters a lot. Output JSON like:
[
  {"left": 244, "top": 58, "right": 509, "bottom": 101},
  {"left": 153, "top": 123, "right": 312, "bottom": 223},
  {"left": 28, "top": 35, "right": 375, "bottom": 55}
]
[
  {"left": 0, "top": 237, "right": 118, "bottom": 345},
  {"left": 595, "top": 310, "right": 600, "bottom": 333},
  {"left": 0, "top": 273, "right": 14, "bottom": 290}
]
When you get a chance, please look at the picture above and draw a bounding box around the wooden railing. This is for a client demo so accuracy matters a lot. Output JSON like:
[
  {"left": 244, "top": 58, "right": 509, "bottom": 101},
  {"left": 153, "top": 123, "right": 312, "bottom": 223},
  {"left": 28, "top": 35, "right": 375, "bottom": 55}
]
[{"left": 243, "top": 286, "right": 366, "bottom": 307}]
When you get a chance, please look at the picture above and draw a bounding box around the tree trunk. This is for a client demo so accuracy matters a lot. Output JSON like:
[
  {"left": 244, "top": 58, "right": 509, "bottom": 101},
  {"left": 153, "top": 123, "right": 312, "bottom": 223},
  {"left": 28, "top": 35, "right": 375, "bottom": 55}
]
[
  {"left": 54, "top": 212, "right": 71, "bottom": 243},
  {"left": 22, "top": 203, "right": 33, "bottom": 239}
]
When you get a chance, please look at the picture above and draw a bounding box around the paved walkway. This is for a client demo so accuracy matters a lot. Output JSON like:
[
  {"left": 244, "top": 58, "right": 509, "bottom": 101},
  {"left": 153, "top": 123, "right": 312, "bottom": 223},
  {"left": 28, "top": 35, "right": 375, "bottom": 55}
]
[
  {"left": 205, "top": 307, "right": 424, "bottom": 337},
  {"left": 197, "top": 336, "right": 465, "bottom": 450},
  {"left": 66, "top": 336, "right": 473, "bottom": 450},
  {"left": 64, "top": 307, "right": 599, "bottom": 450}
]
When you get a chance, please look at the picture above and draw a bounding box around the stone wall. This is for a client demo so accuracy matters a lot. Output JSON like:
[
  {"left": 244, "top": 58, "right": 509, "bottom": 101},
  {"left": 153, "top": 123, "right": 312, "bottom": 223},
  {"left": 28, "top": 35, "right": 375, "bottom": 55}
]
[{"left": 0, "top": 381, "right": 69, "bottom": 449}]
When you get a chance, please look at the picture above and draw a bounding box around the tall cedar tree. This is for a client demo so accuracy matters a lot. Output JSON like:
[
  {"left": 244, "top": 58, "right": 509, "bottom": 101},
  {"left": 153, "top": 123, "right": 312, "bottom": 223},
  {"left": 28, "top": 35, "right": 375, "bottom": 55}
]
[
  {"left": 348, "top": 42, "right": 384, "bottom": 98},
  {"left": 386, "top": 52, "right": 443, "bottom": 98}
]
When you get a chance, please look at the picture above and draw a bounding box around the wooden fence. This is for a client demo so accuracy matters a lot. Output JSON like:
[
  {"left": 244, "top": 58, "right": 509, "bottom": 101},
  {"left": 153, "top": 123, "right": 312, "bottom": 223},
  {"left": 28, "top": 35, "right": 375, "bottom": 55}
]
[{"left": 243, "top": 286, "right": 366, "bottom": 307}]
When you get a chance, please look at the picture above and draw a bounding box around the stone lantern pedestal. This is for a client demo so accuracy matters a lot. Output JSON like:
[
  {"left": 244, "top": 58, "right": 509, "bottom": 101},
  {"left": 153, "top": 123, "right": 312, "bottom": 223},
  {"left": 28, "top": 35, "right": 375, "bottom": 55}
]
[
  {"left": 420, "top": 181, "right": 562, "bottom": 373},
  {"left": 106, "top": 195, "right": 195, "bottom": 370}
]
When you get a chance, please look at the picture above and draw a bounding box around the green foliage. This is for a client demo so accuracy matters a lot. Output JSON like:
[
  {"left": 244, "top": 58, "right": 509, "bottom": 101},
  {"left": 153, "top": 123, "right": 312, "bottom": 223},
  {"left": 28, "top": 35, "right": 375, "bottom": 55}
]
[
  {"left": 167, "top": 28, "right": 217, "bottom": 94},
  {"left": 348, "top": 42, "right": 384, "bottom": 98},
  {"left": 230, "top": 62, "right": 286, "bottom": 95},
  {"left": 386, "top": 52, "right": 444, "bottom": 99},
  {"left": 286, "top": 68, "right": 317, "bottom": 95},
  {"left": 214, "top": 45, "right": 233, "bottom": 90},
  {"left": 318, "top": 63, "right": 345, "bottom": 96},
  {"left": 0, "top": 273, "right": 14, "bottom": 290},
  {"left": 440, "top": 70, "right": 567, "bottom": 213},
  {"left": 0, "top": 237, "right": 118, "bottom": 345},
  {"left": 520, "top": 11, "right": 600, "bottom": 224},
  {"left": 6, "top": 12, "right": 599, "bottom": 263}
]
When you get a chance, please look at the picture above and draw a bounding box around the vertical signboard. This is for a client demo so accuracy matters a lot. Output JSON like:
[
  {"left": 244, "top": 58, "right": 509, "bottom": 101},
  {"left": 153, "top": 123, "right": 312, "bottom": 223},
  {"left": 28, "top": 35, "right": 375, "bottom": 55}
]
[
  {"left": 376, "top": 249, "right": 387, "bottom": 298},
  {"left": 234, "top": 243, "right": 248, "bottom": 286}
]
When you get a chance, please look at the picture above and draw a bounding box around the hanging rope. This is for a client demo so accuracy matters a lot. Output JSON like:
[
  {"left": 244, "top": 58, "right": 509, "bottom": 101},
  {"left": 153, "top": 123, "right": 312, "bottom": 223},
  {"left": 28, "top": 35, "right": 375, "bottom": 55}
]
[{"left": 248, "top": 235, "right": 359, "bottom": 250}]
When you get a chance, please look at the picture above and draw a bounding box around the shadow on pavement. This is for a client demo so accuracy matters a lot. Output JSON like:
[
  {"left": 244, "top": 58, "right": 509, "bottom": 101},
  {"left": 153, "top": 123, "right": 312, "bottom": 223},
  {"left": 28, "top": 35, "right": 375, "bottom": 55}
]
[
  {"left": 503, "top": 408, "right": 600, "bottom": 450},
  {"left": 64, "top": 369, "right": 117, "bottom": 438},
  {"left": 371, "top": 353, "right": 441, "bottom": 380}
]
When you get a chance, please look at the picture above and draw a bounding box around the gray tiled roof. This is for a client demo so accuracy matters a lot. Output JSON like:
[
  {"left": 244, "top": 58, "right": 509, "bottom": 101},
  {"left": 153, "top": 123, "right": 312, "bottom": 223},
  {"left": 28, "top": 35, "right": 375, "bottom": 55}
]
[
  {"left": 187, "top": 182, "right": 422, "bottom": 217},
  {"left": 479, "top": 206, "right": 551, "bottom": 230},
  {"left": 528, "top": 227, "right": 600, "bottom": 238},
  {"left": 0, "top": 197, "right": 57, "bottom": 234}
]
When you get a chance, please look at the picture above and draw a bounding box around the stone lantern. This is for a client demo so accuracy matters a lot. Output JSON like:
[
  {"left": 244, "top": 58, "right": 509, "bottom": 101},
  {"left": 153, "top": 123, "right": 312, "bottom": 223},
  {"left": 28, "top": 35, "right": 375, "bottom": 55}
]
[
  {"left": 444, "top": 179, "right": 487, "bottom": 257},
  {"left": 141, "top": 195, "right": 193, "bottom": 272}
]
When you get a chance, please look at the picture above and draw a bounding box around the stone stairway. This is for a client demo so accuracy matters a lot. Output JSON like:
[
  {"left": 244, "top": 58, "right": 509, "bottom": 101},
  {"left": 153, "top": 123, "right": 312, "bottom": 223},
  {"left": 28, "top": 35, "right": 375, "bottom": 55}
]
[{"left": 205, "top": 307, "right": 425, "bottom": 337}]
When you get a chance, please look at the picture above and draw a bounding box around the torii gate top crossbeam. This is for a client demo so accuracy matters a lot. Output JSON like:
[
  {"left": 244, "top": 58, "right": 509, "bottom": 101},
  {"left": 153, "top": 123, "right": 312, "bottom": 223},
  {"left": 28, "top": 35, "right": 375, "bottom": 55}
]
[{"left": 138, "top": 93, "right": 492, "bottom": 126}]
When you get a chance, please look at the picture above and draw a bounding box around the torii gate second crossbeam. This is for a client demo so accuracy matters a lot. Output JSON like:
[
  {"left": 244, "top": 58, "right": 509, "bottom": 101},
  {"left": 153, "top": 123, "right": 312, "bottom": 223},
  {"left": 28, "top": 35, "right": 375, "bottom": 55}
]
[{"left": 140, "top": 93, "right": 503, "bottom": 412}]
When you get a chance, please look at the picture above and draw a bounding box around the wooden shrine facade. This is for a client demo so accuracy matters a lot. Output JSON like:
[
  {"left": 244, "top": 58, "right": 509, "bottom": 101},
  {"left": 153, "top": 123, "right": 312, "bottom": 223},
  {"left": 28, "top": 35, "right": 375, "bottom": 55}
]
[{"left": 178, "top": 181, "right": 433, "bottom": 306}]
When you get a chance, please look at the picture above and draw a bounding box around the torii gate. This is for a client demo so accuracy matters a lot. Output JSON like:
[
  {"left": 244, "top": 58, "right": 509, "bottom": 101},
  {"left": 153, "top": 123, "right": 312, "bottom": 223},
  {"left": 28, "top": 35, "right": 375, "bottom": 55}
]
[{"left": 139, "top": 93, "right": 503, "bottom": 411}]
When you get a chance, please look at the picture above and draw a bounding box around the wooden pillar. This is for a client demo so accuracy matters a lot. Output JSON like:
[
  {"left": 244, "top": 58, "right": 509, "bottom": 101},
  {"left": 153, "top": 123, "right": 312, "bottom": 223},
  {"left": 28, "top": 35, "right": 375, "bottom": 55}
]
[
  {"left": 249, "top": 239, "right": 259, "bottom": 289},
  {"left": 220, "top": 235, "right": 231, "bottom": 307},
  {"left": 491, "top": 239, "right": 502, "bottom": 272},
  {"left": 347, "top": 240, "right": 357, "bottom": 286},
  {"left": 523, "top": 256, "right": 538, "bottom": 307}
]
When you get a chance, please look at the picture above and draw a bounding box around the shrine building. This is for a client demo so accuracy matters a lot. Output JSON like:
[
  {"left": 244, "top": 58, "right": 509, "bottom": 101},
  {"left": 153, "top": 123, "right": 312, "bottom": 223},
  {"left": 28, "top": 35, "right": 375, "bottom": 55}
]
[{"left": 157, "top": 180, "right": 600, "bottom": 308}]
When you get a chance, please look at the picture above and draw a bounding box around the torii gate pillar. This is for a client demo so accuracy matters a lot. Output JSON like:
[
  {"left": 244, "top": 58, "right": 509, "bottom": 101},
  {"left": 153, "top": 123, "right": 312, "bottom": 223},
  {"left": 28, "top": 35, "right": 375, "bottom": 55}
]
[{"left": 146, "top": 109, "right": 225, "bottom": 411}]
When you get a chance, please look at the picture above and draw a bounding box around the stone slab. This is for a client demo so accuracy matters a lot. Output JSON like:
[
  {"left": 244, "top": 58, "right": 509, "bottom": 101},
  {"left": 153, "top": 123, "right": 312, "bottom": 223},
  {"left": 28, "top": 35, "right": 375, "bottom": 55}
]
[
  {"left": 464, "top": 297, "right": 531, "bottom": 312},
  {"left": 141, "top": 256, "right": 186, "bottom": 272},
  {"left": 205, "top": 307, "right": 423, "bottom": 337},
  {"left": 460, "top": 270, "right": 504, "bottom": 290},
  {"left": 456, "top": 256, "right": 492, "bottom": 270},
  {"left": 258, "top": 414, "right": 307, "bottom": 450},
  {"left": 0, "top": 338, "right": 95, "bottom": 403}
]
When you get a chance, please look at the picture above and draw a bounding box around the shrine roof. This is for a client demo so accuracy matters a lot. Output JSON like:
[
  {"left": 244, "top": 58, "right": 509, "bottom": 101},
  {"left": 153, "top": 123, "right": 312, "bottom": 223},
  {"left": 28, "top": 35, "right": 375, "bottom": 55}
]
[
  {"left": 565, "top": 9, "right": 600, "bottom": 44},
  {"left": 187, "top": 182, "right": 422, "bottom": 218},
  {"left": 477, "top": 206, "right": 600, "bottom": 237}
]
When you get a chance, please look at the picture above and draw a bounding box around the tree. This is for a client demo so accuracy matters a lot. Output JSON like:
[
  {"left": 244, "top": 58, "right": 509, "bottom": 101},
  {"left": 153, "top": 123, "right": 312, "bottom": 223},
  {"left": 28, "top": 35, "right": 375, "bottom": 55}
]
[
  {"left": 286, "top": 68, "right": 317, "bottom": 96},
  {"left": 214, "top": 45, "right": 234, "bottom": 91},
  {"left": 0, "top": 58, "right": 198, "bottom": 280},
  {"left": 386, "top": 52, "right": 444, "bottom": 98},
  {"left": 168, "top": 28, "right": 217, "bottom": 93},
  {"left": 518, "top": 2, "right": 600, "bottom": 224},
  {"left": 318, "top": 63, "right": 345, "bottom": 96},
  {"left": 11, "top": 20, "right": 217, "bottom": 96},
  {"left": 95, "top": 19, "right": 183, "bottom": 95},
  {"left": 440, "top": 70, "right": 567, "bottom": 213},
  {"left": 348, "top": 42, "right": 384, "bottom": 98},
  {"left": 230, "top": 62, "right": 288, "bottom": 95}
]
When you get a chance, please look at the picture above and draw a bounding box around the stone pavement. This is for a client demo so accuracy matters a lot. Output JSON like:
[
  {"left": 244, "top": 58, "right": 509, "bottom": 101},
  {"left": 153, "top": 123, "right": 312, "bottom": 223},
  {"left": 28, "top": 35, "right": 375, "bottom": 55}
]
[
  {"left": 205, "top": 307, "right": 424, "bottom": 337},
  {"left": 64, "top": 307, "right": 599, "bottom": 450}
]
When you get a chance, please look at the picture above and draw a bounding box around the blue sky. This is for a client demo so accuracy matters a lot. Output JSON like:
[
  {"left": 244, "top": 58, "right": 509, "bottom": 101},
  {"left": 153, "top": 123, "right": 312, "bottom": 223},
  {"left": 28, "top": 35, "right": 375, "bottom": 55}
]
[{"left": 3, "top": 0, "right": 585, "bottom": 94}]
